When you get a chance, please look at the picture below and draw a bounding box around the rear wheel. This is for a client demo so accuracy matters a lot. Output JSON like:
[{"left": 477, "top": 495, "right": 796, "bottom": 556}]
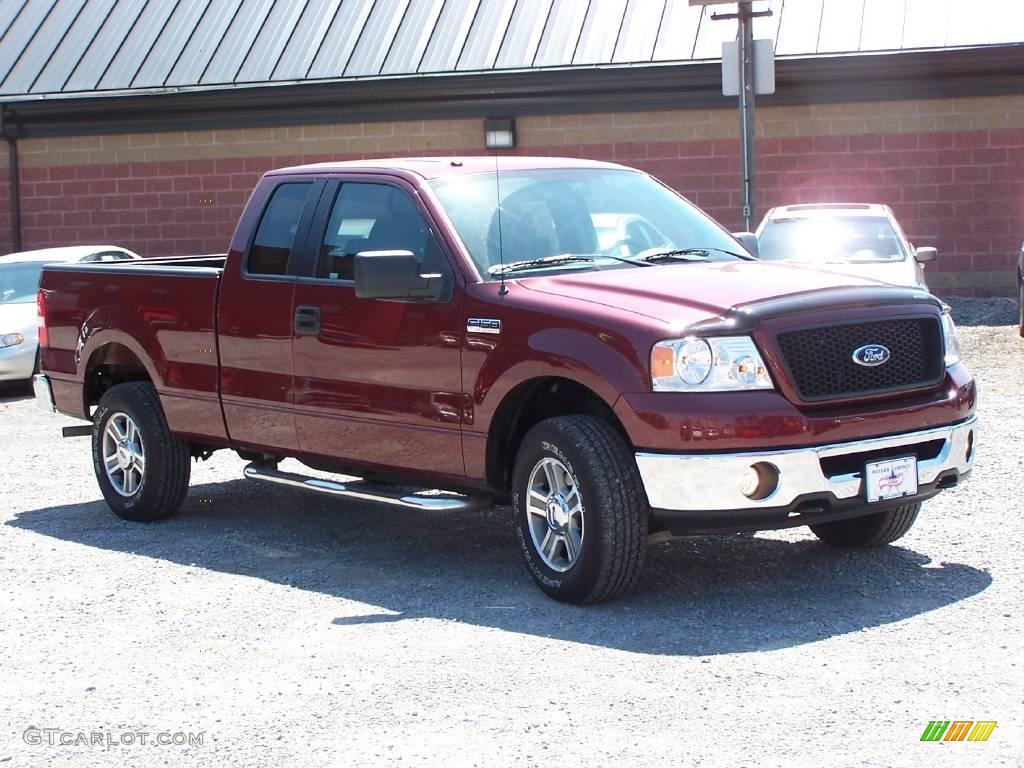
[
  {"left": 512, "top": 415, "right": 648, "bottom": 604},
  {"left": 91, "top": 382, "right": 191, "bottom": 521},
  {"left": 809, "top": 503, "right": 921, "bottom": 548}
]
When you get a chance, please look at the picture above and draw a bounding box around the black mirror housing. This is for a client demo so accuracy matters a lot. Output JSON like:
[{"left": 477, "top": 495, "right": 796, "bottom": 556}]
[
  {"left": 732, "top": 231, "right": 759, "bottom": 258},
  {"left": 354, "top": 250, "right": 447, "bottom": 301},
  {"left": 914, "top": 246, "right": 938, "bottom": 264}
]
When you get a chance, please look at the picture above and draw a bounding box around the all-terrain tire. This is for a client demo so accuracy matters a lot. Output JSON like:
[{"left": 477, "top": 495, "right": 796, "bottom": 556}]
[
  {"left": 91, "top": 382, "right": 191, "bottom": 522},
  {"left": 511, "top": 415, "right": 648, "bottom": 604},
  {"left": 809, "top": 503, "right": 921, "bottom": 548}
]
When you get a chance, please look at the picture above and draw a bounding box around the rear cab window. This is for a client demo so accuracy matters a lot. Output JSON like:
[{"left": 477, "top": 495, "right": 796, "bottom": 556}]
[{"left": 247, "top": 182, "right": 315, "bottom": 276}]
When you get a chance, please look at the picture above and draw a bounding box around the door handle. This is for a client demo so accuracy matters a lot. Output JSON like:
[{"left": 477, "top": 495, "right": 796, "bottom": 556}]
[{"left": 294, "top": 305, "right": 321, "bottom": 336}]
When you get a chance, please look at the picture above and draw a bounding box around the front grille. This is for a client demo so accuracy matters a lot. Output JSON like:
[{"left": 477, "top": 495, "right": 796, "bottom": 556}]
[{"left": 776, "top": 317, "right": 944, "bottom": 402}]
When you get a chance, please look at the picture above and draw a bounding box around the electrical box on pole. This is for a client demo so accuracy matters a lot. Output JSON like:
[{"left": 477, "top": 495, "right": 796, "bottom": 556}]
[{"left": 721, "top": 39, "right": 775, "bottom": 97}]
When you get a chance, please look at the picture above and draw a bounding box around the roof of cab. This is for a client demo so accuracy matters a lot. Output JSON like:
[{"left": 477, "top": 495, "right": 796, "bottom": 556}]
[{"left": 266, "top": 156, "right": 633, "bottom": 181}]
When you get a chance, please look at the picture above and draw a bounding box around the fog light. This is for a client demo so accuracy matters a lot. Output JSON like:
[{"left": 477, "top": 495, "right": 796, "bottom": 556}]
[
  {"left": 740, "top": 462, "right": 780, "bottom": 500},
  {"left": 965, "top": 430, "right": 974, "bottom": 463}
]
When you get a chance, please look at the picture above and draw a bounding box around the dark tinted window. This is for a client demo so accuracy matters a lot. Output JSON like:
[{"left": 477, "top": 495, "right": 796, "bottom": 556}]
[
  {"left": 248, "top": 183, "right": 313, "bottom": 275},
  {"left": 316, "top": 183, "right": 440, "bottom": 281}
]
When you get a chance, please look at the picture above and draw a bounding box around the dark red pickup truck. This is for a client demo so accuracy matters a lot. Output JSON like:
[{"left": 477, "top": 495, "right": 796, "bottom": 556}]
[{"left": 34, "top": 157, "right": 976, "bottom": 603}]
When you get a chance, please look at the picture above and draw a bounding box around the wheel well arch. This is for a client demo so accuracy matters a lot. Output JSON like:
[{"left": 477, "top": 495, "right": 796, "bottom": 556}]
[
  {"left": 84, "top": 342, "right": 152, "bottom": 411},
  {"left": 485, "top": 376, "right": 630, "bottom": 497}
]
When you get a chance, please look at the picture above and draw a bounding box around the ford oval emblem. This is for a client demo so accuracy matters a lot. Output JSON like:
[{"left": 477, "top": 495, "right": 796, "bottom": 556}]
[{"left": 852, "top": 344, "right": 891, "bottom": 367}]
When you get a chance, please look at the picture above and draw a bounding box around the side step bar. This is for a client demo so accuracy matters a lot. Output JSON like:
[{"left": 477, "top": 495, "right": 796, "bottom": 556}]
[{"left": 243, "top": 463, "right": 490, "bottom": 512}]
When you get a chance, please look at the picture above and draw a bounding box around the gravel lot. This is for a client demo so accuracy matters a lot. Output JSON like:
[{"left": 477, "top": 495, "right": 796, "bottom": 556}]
[{"left": 0, "top": 298, "right": 1020, "bottom": 767}]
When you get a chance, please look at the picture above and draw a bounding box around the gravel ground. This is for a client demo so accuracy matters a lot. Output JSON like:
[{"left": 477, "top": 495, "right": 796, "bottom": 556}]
[{"left": 0, "top": 297, "right": 1020, "bottom": 767}]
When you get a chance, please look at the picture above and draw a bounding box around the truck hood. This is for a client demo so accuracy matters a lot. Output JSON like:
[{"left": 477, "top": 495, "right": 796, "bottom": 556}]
[{"left": 517, "top": 261, "right": 883, "bottom": 330}]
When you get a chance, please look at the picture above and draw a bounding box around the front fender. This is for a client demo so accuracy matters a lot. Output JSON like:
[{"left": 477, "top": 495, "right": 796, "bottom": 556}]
[{"left": 469, "top": 326, "right": 649, "bottom": 428}]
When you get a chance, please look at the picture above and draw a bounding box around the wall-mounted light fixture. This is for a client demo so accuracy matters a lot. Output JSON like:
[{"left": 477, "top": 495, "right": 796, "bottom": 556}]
[{"left": 484, "top": 117, "right": 515, "bottom": 150}]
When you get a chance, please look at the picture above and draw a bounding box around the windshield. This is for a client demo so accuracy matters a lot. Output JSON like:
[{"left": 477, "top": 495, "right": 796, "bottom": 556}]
[
  {"left": 0, "top": 263, "right": 44, "bottom": 304},
  {"left": 430, "top": 168, "right": 746, "bottom": 279},
  {"left": 757, "top": 216, "right": 908, "bottom": 263}
]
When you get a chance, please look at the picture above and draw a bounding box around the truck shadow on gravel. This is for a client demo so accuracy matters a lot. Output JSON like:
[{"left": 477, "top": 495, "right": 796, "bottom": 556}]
[{"left": 9, "top": 478, "right": 992, "bottom": 656}]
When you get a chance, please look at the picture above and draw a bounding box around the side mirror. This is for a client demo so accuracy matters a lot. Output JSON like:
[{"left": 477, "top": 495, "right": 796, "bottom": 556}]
[
  {"left": 914, "top": 246, "right": 938, "bottom": 263},
  {"left": 732, "top": 231, "right": 759, "bottom": 258},
  {"left": 354, "top": 250, "right": 446, "bottom": 300}
]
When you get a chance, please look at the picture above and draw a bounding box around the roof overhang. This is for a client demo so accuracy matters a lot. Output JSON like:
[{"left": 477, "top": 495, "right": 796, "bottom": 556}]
[{"left": 1, "top": 44, "right": 1022, "bottom": 138}]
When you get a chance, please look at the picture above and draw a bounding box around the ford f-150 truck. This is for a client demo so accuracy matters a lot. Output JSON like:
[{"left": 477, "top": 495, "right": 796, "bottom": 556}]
[{"left": 34, "top": 157, "right": 977, "bottom": 604}]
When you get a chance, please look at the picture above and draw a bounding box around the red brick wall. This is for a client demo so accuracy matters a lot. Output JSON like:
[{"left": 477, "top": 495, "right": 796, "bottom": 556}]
[{"left": 10, "top": 100, "right": 1024, "bottom": 294}]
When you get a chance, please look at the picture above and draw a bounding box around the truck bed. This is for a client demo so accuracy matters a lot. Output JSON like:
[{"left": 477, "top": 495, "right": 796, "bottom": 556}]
[{"left": 39, "top": 255, "right": 228, "bottom": 441}]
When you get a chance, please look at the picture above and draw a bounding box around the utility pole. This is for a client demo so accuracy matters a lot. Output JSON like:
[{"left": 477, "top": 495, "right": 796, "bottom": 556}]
[
  {"left": 703, "top": 1, "right": 774, "bottom": 231},
  {"left": 737, "top": 2, "right": 756, "bottom": 230}
]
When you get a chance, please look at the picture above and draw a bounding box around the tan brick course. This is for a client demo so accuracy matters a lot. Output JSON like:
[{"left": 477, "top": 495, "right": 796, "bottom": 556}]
[{"left": 16, "top": 95, "right": 1024, "bottom": 168}]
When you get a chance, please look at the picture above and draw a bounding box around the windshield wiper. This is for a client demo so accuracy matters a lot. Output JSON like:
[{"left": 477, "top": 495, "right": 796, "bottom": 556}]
[
  {"left": 487, "top": 254, "right": 594, "bottom": 276},
  {"left": 637, "top": 246, "right": 755, "bottom": 263}
]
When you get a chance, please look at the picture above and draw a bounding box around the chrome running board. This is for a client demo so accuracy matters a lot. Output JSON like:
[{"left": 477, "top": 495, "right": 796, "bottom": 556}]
[{"left": 243, "top": 463, "right": 489, "bottom": 512}]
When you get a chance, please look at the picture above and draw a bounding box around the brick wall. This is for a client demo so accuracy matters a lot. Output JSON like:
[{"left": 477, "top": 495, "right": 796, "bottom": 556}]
[
  {"left": 9, "top": 95, "right": 1024, "bottom": 294},
  {"left": 0, "top": 148, "right": 10, "bottom": 256}
]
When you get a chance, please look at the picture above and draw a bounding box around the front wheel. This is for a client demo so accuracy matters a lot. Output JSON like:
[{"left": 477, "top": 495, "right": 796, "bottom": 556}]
[
  {"left": 91, "top": 382, "right": 191, "bottom": 522},
  {"left": 809, "top": 503, "right": 921, "bottom": 548},
  {"left": 512, "top": 415, "right": 648, "bottom": 604}
]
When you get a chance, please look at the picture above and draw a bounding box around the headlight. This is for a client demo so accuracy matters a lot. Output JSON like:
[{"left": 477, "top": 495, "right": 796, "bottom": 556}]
[
  {"left": 651, "top": 336, "right": 774, "bottom": 392},
  {"left": 940, "top": 311, "right": 961, "bottom": 367},
  {"left": 0, "top": 333, "right": 25, "bottom": 348}
]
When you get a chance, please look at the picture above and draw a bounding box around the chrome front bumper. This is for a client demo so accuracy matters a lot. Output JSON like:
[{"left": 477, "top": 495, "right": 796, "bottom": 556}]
[
  {"left": 636, "top": 417, "right": 977, "bottom": 513},
  {"left": 33, "top": 374, "right": 57, "bottom": 413}
]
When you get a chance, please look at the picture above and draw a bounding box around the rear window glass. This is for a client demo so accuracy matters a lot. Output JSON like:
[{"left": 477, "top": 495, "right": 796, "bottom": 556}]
[
  {"left": 0, "top": 263, "right": 44, "bottom": 304},
  {"left": 248, "top": 183, "right": 313, "bottom": 276}
]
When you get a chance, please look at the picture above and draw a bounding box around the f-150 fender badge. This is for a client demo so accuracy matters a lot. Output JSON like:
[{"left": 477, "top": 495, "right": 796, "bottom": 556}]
[{"left": 467, "top": 318, "right": 502, "bottom": 335}]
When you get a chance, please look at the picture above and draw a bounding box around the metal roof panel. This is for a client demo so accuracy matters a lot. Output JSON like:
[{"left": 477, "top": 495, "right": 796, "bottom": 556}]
[
  {"left": 63, "top": 0, "right": 147, "bottom": 92},
  {"left": 97, "top": 0, "right": 178, "bottom": 90},
  {"left": 652, "top": 0, "right": 701, "bottom": 62},
  {"left": 859, "top": 0, "right": 906, "bottom": 51},
  {"left": 0, "top": 0, "right": 56, "bottom": 86},
  {"left": 166, "top": 0, "right": 243, "bottom": 87},
  {"left": 573, "top": 0, "right": 628, "bottom": 66},
  {"left": 381, "top": 0, "right": 444, "bottom": 74},
  {"left": 532, "top": 0, "right": 587, "bottom": 67},
  {"left": 0, "top": 0, "right": 1021, "bottom": 98},
  {"left": 346, "top": 0, "right": 410, "bottom": 76},
  {"left": 3, "top": 0, "right": 86, "bottom": 94},
  {"left": 494, "top": 0, "right": 552, "bottom": 69},
  {"left": 271, "top": 0, "right": 343, "bottom": 80},
  {"left": 307, "top": 0, "right": 376, "bottom": 79},
  {"left": 29, "top": 0, "right": 115, "bottom": 93},
  {"left": 614, "top": 0, "right": 665, "bottom": 64},
  {"left": 817, "top": 0, "right": 864, "bottom": 53},
  {"left": 457, "top": 0, "right": 515, "bottom": 71},
  {"left": 0, "top": 1, "right": 30, "bottom": 43},
  {"left": 418, "top": 0, "right": 480, "bottom": 72},
  {"left": 131, "top": 0, "right": 210, "bottom": 88},
  {"left": 199, "top": 0, "right": 274, "bottom": 84},
  {"left": 235, "top": 0, "right": 308, "bottom": 82}
]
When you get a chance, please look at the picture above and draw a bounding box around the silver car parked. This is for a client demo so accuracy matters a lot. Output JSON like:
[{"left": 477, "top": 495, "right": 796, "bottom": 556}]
[
  {"left": 0, "top": 246, "right": 140, "bottom": 382},
  {"left": 754, "top": 203, "right": 937, "bottom": 290}
]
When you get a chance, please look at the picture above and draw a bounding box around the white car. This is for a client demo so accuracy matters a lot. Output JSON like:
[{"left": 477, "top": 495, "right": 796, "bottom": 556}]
[
  {"left": 0, "top": 245, "right": 140, "bottom": 382},
  {"left": 754, "top": 204, "right": 936, "bottom": 290}
]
